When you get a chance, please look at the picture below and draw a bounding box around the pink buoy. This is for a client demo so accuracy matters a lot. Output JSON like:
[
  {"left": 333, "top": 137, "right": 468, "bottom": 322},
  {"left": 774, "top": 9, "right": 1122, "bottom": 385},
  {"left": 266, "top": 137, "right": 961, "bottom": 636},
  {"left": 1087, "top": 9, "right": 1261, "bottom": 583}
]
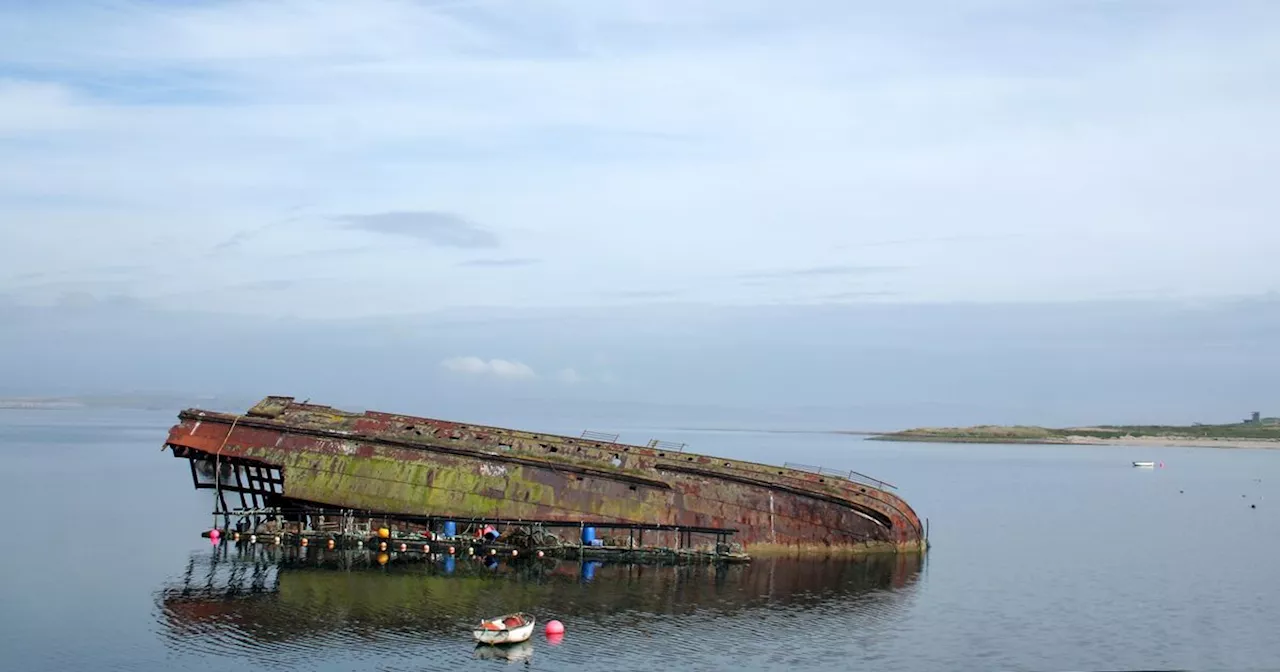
[{"left": 545, "top": 619, "right": 565, "bottom": 636}]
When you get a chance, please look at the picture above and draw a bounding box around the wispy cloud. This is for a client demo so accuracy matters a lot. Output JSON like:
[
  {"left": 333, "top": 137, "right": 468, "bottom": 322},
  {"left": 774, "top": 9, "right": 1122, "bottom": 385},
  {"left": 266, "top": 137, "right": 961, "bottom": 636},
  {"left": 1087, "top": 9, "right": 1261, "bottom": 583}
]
[
  {"left": 278, "top": 246, "right": 378, "bottom": 260},
  {"left": 6, "top": 271, "right": 47, "bottom": 282},
  {"left": 819, "top": 290, "right": 897, "bottom": 301},
  {"left": 1, "top": 2, "right": 1277, "bottom": 316},
  {"left": 0, "top": 80, "right": 86, "bottom": 135},
  {"left": 337, "top": 212, "right": 499, "bottom": 248},
  {"left": 601, "top": 289, "right": 683, "bottom": 299},
  {"left": 214, "top": 209, "right": 310, "bottom": 252},
  {"left": 230, "top": 279, "right": 295, "bottom": 291},
  {"left": 738, "top": 265, "right": 901, "bottom": 280},
  {"left": 439, "top": 356, "right": 536, "bottom": 380},
  {"left": 555, "top": 367, "right": 585, "bottom": 384},
  {"left": 836, "top": 234, "right": 1023, "bottom": 249},
  {"left": 459, "top": 258, "right": 540, "bottom": 268}
]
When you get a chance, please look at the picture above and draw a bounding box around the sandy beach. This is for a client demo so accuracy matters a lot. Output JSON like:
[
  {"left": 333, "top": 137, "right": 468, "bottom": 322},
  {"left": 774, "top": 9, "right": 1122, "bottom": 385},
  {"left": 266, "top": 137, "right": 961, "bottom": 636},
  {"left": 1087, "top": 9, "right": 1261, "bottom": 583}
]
[
  {"left": 1056, "top": 434, "right": 1280, "bottom": 450},
  {"left": 868, "top": 432, "right": 1280, "bottom": 450}
]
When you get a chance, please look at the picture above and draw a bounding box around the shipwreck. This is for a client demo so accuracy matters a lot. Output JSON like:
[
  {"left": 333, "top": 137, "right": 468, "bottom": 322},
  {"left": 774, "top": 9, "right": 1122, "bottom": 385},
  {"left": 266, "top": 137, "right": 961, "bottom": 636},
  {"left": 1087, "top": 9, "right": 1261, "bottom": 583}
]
[{"left": 162, "top": 396, "right": 928, "bottom": 555}]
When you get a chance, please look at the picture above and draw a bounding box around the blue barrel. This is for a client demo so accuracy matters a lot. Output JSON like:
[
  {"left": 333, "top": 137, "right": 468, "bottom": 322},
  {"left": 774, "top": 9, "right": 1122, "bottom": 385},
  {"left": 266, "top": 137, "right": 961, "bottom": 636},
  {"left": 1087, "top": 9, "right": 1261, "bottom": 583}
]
[
  {"left": 581, "top": 526, "right": 596, "bottom": 544},
  {"left": 443, "top": 521, "right": 457, "bottom": 537}
]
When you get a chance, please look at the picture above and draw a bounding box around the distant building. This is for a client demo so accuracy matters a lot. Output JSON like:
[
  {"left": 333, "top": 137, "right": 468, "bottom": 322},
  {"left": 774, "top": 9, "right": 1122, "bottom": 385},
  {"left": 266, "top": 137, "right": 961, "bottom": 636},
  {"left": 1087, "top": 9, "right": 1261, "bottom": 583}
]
[{"left": 1253, "top": 411, "right": 1262, "bottom": 424}]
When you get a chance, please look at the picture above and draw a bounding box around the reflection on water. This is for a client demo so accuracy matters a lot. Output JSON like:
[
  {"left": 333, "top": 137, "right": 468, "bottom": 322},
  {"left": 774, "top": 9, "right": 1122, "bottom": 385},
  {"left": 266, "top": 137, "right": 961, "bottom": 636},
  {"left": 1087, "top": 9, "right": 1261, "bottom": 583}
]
[
  {"left": 154, "top": 548, "right": 922, "bottom": 669},
  {"left": 473, "top": 640, "right": 534, "bottom": 664}
]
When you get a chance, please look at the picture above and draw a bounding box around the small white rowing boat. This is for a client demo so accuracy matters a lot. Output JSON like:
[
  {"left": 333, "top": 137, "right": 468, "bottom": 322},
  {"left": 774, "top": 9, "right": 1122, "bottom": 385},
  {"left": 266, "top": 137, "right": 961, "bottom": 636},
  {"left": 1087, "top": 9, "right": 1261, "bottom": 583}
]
[
  {"left": 1132, "top": 461, "right": 1155, "bottom": 468},
  {"left": 472, "top": 612, "right": 536, "bottom": 646}
]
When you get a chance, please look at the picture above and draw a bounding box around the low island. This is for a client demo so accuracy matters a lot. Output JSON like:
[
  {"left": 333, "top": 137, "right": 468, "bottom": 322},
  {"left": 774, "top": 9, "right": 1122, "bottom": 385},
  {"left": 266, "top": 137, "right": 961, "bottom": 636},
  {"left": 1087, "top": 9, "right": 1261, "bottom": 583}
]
[{"left": 869, "top": 414, "right": 1280, "bottom": 450}]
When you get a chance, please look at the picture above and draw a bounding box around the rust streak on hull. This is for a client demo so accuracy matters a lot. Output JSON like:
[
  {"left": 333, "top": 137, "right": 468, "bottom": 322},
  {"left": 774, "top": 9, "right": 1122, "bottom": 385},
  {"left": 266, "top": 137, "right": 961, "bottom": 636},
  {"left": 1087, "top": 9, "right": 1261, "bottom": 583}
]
[{"left": 163, "top": 396, "right": 928, "bottom": 553}]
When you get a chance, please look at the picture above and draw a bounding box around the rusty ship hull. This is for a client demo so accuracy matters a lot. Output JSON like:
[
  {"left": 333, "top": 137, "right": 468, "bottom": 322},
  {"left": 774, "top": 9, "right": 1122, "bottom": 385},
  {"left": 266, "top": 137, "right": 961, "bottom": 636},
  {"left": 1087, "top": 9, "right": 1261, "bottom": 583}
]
[{"left": 162, "top": 396, "right": 927, "bottom": 552}]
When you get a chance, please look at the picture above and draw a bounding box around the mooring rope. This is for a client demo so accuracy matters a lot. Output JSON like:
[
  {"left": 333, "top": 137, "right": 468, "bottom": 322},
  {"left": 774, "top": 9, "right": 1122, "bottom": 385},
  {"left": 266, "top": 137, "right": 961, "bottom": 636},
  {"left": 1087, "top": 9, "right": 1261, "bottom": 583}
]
[{"left": 212, "top": 415, "right": 241, "bottom": 528}]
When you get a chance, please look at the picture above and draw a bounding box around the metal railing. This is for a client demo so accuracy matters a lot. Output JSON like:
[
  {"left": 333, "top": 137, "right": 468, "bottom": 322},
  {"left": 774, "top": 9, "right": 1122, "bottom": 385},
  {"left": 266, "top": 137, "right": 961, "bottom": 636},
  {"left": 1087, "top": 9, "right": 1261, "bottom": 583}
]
[
  {"left": 783, "top": 462, "right": 896, "bottom": 490},
  {"left": 580, "top": 430, "right": 619, "bottom": 444},
  {"left": 646, "top": 439, "right": 687, "bottom": 453}
]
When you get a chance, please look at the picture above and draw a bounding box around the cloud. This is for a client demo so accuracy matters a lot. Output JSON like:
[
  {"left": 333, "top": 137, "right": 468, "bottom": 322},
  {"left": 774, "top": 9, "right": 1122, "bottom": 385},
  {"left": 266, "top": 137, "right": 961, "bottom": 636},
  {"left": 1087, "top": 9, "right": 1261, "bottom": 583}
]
[
  {"left": 835, "top": 234, "right": 1023, "bottom": 249},
  {"left": 738, "top": 265, "right": 901, "bottom": 280},
  {"left": 818, "top": 291, "right": 897, "bottom": 301},
  {"left": 214, "top": 208, "right": 311, "bottom": 252},
  {"left": 0, "top": 80, "right": 87, "bottom": 135},
  {"left": 459, "top": 258, "right": 540, "bottom": 268},
  {"left": 601, "top": 289, "right": 683, "bottom": 299},
  {"left": 555, "top": 367, "right": 585, "bottom": 384},
  {"left": 439, "top": 356, "right": 536, "bottom": 380},
  {"left": 337, "top": 212, "right": 499, "bottom": 248},
  {"left": 232, "top": 279, "right": 295, "bottom": 291},
  {"left": 0, "top": 1, "right": 1278, "bottom": 316}
]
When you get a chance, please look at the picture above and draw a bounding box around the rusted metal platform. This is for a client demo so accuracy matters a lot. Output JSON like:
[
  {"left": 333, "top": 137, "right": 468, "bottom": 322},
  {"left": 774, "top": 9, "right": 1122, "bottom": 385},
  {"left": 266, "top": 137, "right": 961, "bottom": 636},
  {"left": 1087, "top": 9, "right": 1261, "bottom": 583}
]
[
  {"left": 198, "top": 503, "right": 749, "bottom": 563},
  {"left": 162, "top": 396, "right": 927, "bottom": 554}
]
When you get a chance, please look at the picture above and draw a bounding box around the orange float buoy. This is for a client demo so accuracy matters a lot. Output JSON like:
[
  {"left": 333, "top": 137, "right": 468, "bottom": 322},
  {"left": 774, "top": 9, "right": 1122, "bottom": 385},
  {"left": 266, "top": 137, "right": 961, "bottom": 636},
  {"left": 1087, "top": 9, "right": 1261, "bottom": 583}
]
[
  {"left": 377, "top": 552, "right": 389, "bottom": 565},
  {"left": 377, "top": 527, "right": 390, "bottom": 539}
]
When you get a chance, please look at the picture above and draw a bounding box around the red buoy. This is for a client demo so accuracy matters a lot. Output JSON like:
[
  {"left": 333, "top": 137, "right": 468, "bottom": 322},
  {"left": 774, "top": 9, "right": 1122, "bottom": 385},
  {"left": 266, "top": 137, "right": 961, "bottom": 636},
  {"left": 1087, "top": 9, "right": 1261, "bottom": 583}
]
[{"left": 545, "top": 619, "right": 565, "bottom": 635}]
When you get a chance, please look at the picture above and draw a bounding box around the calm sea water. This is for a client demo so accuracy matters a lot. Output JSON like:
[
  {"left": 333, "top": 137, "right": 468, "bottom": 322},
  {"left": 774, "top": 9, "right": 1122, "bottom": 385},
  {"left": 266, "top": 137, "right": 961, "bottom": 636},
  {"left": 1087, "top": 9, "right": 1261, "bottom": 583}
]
[{"left": 0, "top": 408, "right": 1278, "bottom": 671}]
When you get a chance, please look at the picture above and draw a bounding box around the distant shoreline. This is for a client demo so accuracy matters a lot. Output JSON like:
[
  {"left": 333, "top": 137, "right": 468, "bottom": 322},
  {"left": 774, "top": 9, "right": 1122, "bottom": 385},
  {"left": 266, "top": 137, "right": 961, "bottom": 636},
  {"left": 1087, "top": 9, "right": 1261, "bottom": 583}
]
[
  {"left": 867, "top": 424, "right": 1280, "bottom": 450},
  {"left": 0, "top": 400, "right": 85, "bottom": 410}
]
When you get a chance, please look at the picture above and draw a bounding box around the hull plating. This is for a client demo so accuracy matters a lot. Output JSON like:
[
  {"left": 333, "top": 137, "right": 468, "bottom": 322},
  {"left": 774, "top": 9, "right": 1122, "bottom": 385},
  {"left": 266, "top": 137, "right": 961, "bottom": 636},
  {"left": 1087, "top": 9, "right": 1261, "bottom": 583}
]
[{"left": 163, "top": 397, "right": 926, "bottom": 551}]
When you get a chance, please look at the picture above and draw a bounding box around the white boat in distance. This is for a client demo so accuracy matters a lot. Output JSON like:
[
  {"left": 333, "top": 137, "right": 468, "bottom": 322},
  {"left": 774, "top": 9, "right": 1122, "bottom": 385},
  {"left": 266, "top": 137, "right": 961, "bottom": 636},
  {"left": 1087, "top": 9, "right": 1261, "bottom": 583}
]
[
  {"left": 472, "top": 613, "right": 536, "bottom": 646},
  {"left": 1132, "top": 461, "right": 1156, "bottom": 468}
]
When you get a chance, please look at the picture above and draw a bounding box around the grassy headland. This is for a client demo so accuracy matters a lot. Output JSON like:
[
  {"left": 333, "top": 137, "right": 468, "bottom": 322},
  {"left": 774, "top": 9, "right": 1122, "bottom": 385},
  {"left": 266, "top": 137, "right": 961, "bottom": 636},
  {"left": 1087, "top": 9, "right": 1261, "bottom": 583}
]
[{"left": 869, "top": 421, "right": 1280, "bottom": 449}]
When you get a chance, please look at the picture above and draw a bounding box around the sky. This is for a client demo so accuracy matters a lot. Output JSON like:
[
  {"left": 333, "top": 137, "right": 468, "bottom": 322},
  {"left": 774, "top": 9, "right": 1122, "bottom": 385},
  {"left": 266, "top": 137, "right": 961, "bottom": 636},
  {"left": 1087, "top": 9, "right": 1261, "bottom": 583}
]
[{"left": 1, "top": 1, "right": 1278, "bottom": 428}]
